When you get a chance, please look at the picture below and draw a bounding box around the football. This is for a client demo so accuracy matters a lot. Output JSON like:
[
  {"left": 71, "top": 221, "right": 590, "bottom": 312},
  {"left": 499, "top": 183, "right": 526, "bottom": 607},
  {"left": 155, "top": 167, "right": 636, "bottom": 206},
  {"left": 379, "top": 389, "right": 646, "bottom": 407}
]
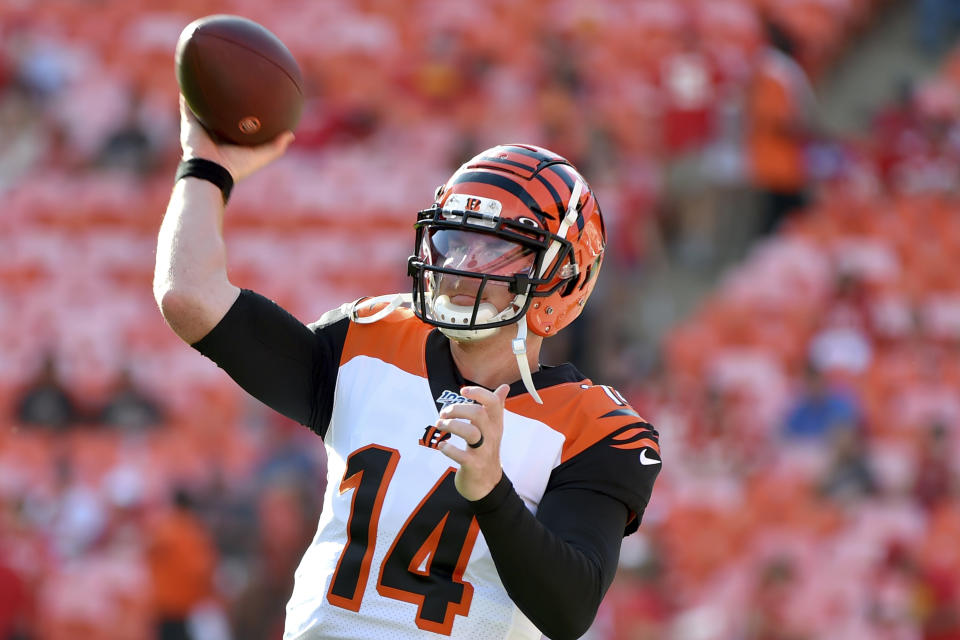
[{"left": 175, "top": 15, "right": 304, "bottom": 145}]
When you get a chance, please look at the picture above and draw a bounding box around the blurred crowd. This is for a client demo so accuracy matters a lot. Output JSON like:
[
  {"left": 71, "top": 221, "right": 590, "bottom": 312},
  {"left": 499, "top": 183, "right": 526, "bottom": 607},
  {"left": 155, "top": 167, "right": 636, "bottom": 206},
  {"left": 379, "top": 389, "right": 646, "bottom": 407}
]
[
  {"left": 603, "top": 47, "right": 960, "bottom": 640},
  {"left": 2, "top": 0, "right": 960, "bottom": 639}
]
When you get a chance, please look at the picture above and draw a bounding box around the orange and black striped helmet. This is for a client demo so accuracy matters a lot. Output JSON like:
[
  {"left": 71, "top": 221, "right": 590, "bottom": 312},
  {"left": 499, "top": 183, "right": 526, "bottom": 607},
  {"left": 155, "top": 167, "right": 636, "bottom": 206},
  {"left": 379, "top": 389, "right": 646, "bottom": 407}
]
[{"left": 408, "top": 143, "right": 605, "bottom": 338}]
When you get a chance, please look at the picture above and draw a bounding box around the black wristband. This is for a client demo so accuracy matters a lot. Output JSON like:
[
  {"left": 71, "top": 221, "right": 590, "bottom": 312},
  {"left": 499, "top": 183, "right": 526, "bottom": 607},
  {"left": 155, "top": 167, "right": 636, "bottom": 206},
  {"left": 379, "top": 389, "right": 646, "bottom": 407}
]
[{"left": 175, "top": 158, "right": 234, "bottom": 204}]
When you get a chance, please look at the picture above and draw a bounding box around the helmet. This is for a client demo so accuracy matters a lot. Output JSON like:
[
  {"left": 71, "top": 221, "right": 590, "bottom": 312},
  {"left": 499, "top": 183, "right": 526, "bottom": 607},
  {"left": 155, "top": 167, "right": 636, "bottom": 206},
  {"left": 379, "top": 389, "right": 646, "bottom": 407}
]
[{"left": 408, "top": 143, "right": 605, "bottom": 340}]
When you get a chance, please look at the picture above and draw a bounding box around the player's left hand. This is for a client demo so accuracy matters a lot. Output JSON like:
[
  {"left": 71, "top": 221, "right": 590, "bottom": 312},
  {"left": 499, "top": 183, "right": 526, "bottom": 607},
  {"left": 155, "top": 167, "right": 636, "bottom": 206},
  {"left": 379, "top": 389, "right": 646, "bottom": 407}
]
[{"left": 437, "top": 384, "right": 510, "bottom": 501}]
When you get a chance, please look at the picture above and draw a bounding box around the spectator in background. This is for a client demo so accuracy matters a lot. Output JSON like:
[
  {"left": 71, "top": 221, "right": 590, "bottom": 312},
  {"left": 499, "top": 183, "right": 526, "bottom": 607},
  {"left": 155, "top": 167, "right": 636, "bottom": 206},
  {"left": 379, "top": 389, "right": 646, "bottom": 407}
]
[
  {"left": 0, "top": 496, "right": 39, "bottom": 640},
  {"left": 95, "top": 87, "right": 157, "bottom": 176},
  {"left": 658, "top": 30, "right": 725, "bottom": 272},
  {"left": 223, "top": 416, "right": 327, "bottom": 640},
  {"left": 745, "top": 20, "right": 817, "bottom": 236},
  {"left": 8, "top": 29, "right": 76, "bottom": 103},
  {"left": 48, "top": 454, "right": 108, "bottom": 559},
  {"left": 0, "top": 83, "right": 49, "bottom": 194},
  {"left": 98, "top": 367, "right": 163, "bottom": 430},
  {"left": 0, "top": 38, "right": 13, "bottom": 93},
  {"left": 808, "top": 313, "right": 873, "bottom": 378},
  {"left": 866, "top": 541, "right": 921, "bottom": 639},
  {"left": 808, "top": 272, "right": 876, "bottom": 383},
  {"left": 255, "top": 414, "right": 325, "bottom": 490},
  {"left": 231, "top": 479, "right": 319, "bottom": 640},
  {"left": 912, "top": 421, "right": 956, "bottom": 511},
  {"left": 872, "top": 79, "right": 923, "bottom": 184},
  {"left": 146, "top": 488, "right": 218, "bottom": 640},
  {"left": 197, "top": 466, "right": 257, "bottom": 565},
  {"left": 14, "top": 351, "right": 78, "bottom": 430},
  {"left": 743, "top": 557, "right": 809, "bottom": 640},
  {"left": 783, "top": 363, "right": 862, "bottom": 441},
  {"left": 916, "top": 562, "right": 960, "bottom": 640},
  {"left": 818, "top": 427, "right": 878, "bottom": 502},
  {"left": 0, "top": 550, "right": 32, "bottom": 640},
  {"left": 917, "top": 0, "right": 960, "bottom": 56},
  {"left": 659, "top": 31, "right": 718, "bottom": 156},
  {"left": 590, "top": 534, "right": 674, "bottom": 640}
]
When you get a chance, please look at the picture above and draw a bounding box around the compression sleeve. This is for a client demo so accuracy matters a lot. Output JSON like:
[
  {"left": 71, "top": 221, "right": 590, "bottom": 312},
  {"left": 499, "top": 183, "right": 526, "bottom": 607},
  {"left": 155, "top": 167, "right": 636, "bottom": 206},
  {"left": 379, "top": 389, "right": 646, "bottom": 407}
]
[
  {"left": 191, "top": 289, "right": 348, "bottom": 436},
  {"left": 470, "top": 417, "right": 661, "bottom": 640},
  {"left": 470, "top": 476, "right": 628, "bottom": 640}
]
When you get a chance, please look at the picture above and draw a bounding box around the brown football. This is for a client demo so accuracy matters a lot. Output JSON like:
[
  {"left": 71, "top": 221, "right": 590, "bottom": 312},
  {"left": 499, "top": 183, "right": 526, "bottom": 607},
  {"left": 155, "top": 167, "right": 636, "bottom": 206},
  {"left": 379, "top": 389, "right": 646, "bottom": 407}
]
[{"left": 175, "top": 15, "right": 303, "bottom": 145}]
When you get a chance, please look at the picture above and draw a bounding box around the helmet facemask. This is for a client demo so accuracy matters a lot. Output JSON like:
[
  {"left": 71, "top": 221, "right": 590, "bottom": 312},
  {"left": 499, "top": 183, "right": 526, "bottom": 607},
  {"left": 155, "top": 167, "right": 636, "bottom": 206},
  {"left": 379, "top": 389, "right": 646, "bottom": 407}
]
[
  {"left": 409, "top": 206, "right": 575, "bottom": 341},
  {"left": 402, "top": 143, "right": 605, "bottom": 404}
]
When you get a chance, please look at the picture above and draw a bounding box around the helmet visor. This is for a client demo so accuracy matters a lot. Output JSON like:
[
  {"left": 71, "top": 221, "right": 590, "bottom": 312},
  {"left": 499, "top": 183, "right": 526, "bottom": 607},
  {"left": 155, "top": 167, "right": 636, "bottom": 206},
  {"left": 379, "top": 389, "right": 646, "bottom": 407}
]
[{"left": 421, "top": 229, "right": 536, "bottom": 277}]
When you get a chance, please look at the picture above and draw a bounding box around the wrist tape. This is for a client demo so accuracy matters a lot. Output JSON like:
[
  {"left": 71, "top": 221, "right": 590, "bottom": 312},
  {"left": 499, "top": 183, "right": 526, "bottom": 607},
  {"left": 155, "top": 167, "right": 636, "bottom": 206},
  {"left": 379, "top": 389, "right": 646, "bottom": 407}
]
[{"left": 175, "top": 158, "right": 234, "bottom": 204}]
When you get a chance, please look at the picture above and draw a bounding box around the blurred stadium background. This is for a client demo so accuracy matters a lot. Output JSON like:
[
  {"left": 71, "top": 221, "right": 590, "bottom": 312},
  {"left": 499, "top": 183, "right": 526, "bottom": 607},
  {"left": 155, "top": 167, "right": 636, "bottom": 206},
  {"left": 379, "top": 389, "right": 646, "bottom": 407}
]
[{"left": 2, "top": 0, "right": 960, "bottom": 638}]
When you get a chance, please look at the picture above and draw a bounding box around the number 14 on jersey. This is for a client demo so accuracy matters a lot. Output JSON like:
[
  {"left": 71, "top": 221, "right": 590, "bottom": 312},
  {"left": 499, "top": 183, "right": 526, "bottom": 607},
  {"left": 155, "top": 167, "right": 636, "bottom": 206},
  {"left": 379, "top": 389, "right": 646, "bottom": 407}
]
[{"left": 327, "top": 445, "right": 480, "bottom": 635}]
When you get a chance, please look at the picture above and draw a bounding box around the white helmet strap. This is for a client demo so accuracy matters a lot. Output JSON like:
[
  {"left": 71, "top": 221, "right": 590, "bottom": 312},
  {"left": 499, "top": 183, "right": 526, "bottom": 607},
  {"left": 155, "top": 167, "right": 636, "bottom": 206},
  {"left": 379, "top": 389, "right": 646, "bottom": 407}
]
[
  {"left": 512, "top": 317, "right": 543, "bottom": 404},
  {"left": 508, "top": 180, "right": 582, "bottom": 405},
  {"left": 538, "top": 178, "right": 582, "bottom": 280}
]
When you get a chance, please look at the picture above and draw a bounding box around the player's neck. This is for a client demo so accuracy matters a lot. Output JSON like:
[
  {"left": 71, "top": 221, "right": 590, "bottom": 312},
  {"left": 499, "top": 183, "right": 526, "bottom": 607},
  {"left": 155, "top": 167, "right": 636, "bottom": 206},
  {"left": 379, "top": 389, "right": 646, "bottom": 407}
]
[{"left": 448, "top": 327, "right": 542, "bottom": 390}]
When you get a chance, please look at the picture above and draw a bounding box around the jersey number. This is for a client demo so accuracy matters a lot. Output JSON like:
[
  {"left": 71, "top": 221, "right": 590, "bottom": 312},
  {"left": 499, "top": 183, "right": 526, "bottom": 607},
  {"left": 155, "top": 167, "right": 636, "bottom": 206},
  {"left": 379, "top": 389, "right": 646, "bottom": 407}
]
[{"left": 326, "top": 445, "right": 480, "bottom": 634}]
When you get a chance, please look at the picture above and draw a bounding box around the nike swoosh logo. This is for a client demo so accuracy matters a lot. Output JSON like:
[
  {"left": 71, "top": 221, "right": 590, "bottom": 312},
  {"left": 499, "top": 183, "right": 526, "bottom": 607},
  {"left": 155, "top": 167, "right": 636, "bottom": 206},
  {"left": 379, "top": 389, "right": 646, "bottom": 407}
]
[{"left": 639, "top": 449, "right": 661, "bottom": 466}]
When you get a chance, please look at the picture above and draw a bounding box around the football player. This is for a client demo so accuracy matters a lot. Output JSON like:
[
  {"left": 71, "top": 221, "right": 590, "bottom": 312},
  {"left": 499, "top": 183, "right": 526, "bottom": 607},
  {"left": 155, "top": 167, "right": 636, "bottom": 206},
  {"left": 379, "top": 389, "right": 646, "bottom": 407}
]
[{"left": 154, "top": 96, "right": 661, "bottom": 640}]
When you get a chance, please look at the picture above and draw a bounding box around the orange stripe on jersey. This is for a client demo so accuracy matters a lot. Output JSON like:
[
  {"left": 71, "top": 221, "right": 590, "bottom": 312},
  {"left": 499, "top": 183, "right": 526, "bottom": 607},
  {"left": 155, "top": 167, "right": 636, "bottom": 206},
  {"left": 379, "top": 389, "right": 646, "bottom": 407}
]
[
  {"left": 506, "top": 382, "right": 657, "bottom": 463},
  {"left": 612, "top": 426, "right": 650, "bottom": 441},
  {"left": 340, "top": 303, "right": 432, "bottom": 378},
  {"left": 610, "top": 438, "right": 660, "bottom": 452}
]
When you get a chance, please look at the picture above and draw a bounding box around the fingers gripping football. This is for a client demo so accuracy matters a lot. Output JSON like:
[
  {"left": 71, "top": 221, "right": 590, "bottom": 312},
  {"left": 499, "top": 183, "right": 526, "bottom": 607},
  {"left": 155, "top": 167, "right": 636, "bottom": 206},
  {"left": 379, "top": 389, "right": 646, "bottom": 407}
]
[
  {"left": 179, "top": 95, "right": 294, "bottom": 183},
  {"left": 437, "top": 384, "right": 509, "bottom": 501}
]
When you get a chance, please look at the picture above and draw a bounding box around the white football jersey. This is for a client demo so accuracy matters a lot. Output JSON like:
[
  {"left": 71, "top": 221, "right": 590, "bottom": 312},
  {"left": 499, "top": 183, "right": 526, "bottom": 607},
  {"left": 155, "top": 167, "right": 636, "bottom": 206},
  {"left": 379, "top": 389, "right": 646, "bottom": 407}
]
[{"left": 282, "top": 305, "right": 657, "bottom": 639}]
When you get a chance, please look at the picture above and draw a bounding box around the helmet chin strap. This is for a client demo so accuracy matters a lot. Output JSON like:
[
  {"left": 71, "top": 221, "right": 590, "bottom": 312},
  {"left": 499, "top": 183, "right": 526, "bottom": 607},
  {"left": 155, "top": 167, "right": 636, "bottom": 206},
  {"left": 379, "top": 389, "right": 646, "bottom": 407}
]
[
  {"left": 510, "top": 178, "right": 583, "bottom": 405},
  {"left": 512, "top": 317, "right": 543, "bottom": 404}
]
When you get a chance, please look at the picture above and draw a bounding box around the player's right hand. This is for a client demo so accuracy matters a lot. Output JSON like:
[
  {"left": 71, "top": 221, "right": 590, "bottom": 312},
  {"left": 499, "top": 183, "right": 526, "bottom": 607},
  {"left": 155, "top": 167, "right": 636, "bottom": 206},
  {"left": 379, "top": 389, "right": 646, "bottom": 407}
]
[{"left": 179, "top": 94, "right": 294, "bottom": 183}]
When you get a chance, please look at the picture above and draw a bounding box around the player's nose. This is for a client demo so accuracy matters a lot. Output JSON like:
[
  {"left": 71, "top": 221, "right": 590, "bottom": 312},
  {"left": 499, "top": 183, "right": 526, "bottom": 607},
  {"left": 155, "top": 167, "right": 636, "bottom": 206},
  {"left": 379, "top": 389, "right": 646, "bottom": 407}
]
[{"left": 438, "top": 274, "right": 478, "bottom": 296}]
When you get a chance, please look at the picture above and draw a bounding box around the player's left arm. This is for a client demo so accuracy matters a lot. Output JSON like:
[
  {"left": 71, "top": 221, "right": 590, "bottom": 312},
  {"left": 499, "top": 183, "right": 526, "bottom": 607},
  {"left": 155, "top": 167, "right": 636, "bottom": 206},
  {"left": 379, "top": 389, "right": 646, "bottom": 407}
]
[
  {"left": 439, "top": 389, "right": 660, "bottom": 640},
  {"left": 473, "top": 427, "right": 659, "bottom": 640}
]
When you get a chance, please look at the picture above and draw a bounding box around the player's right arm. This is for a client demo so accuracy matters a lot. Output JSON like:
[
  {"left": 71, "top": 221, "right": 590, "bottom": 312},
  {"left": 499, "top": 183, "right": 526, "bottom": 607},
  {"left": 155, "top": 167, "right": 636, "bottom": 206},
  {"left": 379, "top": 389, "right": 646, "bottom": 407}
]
[
  {"left": 154, "top": 97, "right": 342, "bottom": 432},
  {"left": 153, "top": 95, "right": 293, "bottom": 344}
]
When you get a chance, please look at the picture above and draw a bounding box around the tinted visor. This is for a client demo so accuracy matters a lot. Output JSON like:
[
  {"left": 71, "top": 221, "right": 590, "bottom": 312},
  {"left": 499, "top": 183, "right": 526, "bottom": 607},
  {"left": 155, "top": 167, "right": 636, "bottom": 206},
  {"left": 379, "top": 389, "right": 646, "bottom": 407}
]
[{"left": 420, "top": 229, "right": 536, "bottom": 277}]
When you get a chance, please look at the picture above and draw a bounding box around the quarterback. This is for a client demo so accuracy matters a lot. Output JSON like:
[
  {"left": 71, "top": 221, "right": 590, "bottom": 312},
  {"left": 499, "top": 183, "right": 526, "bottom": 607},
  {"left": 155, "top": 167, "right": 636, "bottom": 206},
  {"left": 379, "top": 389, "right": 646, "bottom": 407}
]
[{"left": 154, "top": 97, "right": 661, "bottom": 640}]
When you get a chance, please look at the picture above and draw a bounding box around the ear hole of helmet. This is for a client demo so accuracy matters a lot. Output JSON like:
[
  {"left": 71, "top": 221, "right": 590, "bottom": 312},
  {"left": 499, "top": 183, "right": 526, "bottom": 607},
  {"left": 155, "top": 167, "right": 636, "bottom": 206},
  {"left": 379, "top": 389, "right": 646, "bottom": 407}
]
[
  {"left": 579, "top": 255, "right": 602, "bottom": 291},
  {"left": 555, "top": 256, "right": 580, "bottom": 297}
]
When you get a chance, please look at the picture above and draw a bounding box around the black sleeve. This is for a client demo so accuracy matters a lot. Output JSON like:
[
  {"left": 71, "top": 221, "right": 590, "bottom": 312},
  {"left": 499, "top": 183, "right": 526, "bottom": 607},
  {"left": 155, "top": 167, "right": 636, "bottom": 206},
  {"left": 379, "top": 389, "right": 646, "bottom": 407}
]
[
  {"left": 191, "top": 289, "right": 349, "bottom": 437},
  {"left": 469, "top": 422, "right": 661, "bottom": 640},
  {"left": 470, "top": 477, "right": 626, "bottom": 640}
]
